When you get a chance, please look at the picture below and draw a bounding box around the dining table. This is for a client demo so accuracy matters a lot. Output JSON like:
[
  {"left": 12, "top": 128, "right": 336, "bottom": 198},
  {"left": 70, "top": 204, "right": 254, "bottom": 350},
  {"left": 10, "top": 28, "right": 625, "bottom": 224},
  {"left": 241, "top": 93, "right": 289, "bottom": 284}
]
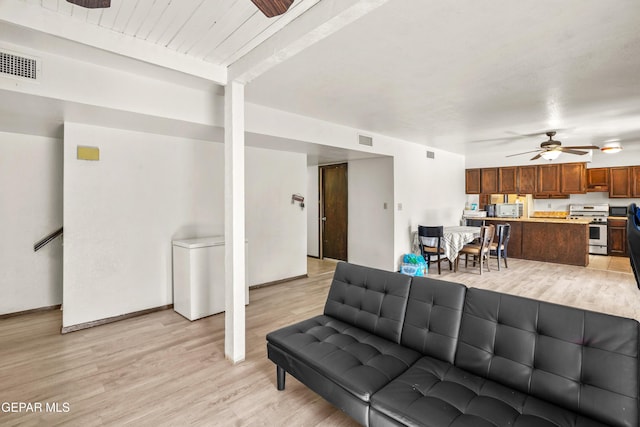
[{"left": 413, "top": 225, "right": 481, "bottom": 268}]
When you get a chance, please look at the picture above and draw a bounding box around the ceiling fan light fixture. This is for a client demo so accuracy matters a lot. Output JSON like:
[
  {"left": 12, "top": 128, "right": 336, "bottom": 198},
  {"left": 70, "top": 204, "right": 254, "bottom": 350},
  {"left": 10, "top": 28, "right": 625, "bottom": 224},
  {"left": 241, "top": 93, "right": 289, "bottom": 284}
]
[
  {"left": 541, "top": 150, "right": 561, "bottom": 160},
  {"left": 601, "top": 141, "right": 623, "bottom": 154}
]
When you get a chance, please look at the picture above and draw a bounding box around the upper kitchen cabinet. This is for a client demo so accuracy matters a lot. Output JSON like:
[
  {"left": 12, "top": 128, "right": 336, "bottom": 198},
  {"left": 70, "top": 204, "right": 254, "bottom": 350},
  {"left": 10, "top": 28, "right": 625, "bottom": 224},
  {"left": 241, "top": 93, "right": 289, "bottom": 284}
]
[
  {"left": 560, "top": 163, "right": 586, "bottom": 194},
  {"left": 517, "top": 165, "right": 537, "bottom": 194},
  {"left": 609, "top": 167, "right": 631, "bottom": 198},
  {"left": 465, "top": 168, "right": 481, "bottom": 194},
  {"left": 536, "top": 164, "right": 561, "bottom": 196},
  {"left": 481, "top": 168, "right": 499, "bottom": 194},
  {"left": 633, "top": 166, "right": 640, "bottom": 197},
  {"left": 498, "top": 167, "right": 518, "bottom": 193},
  {"left": 586, "top": 167, "right": 609, "bottom": 192}
]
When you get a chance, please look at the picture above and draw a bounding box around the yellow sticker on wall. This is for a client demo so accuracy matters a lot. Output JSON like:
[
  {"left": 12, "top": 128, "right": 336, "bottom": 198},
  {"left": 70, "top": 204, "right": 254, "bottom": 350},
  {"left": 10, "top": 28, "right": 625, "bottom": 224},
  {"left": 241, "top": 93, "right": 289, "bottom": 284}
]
[{"left": 77, "top": 146, "right": 99, "bottom": 161}]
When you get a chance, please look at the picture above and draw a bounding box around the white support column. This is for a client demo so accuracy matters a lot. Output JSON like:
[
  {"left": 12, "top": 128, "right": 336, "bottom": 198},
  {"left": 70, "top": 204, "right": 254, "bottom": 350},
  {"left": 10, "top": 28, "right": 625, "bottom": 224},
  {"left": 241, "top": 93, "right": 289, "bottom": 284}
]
[{"left": 224, "top": 80, "right": 246, "bottom": 363}]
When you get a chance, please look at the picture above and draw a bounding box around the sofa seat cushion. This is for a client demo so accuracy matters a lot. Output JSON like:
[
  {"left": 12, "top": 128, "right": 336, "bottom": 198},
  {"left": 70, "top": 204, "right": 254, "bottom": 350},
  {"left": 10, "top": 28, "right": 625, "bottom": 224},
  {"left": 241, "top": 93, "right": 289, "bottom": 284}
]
[
  {"left": 267, "top": 314, "right": 421, "bottom": 401},
  {"left": 371, "top": 356, "right": 608, "bottom": 427}
]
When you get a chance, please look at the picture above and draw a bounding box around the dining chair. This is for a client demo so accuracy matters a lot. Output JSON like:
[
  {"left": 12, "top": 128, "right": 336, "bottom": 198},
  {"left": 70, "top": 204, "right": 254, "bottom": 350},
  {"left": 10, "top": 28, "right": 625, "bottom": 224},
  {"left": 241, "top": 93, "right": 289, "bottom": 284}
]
[
  {"left": 457, "top": 224, "right": 495, "bottom": 275},
  {"left": 465, "top": 218, "right": 485, "bottom": 244},
  {"left": 490, "top": 223, "right": 511, "bottom": 270},
  {"left": 465, "top": 218, "right": 485, "bottom": 227},
  {"left": 417, "top": 225, "right": 452, "bottom": 275}
]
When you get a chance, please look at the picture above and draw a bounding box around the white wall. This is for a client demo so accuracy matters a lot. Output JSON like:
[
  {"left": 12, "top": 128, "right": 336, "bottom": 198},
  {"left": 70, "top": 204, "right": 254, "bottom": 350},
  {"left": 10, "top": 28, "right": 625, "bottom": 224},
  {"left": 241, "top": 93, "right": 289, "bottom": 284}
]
[
  {"left": 62, "top": 123, "right": 224, "bottom": 327},
  {"left": 62, "top": 123, "right": 307, "bottom": 327},
  {"left": 0, "top": 131, "right": 63, "bottom": 315},
  {"left": 531, "top": 192, "right": 639, "bottom": 212},
  {"left": 307, "top": 165, "right": 319, "bottom": 257},
  {"left": 0, "top": 41, "right": 222, "bottom": 128},
  {"left": 348, "top": 157, "right": 395, "bottom": 270},
  {"left": 393, "top": 147, "right": 466, "bottom": 268},
  {"left": 306, "top": 158, "right": 395, "bottom": 270},
  {"left": 245, "top": 147, "right": 307, "bottom": 285},
  {"left": 245, "top": 103, "right": 467, "bottom": 269}
]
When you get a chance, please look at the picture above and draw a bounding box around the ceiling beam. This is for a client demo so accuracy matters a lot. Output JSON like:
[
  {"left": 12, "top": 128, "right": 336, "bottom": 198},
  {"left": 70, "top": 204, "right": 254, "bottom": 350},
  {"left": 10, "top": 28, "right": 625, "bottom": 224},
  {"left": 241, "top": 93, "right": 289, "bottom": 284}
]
[
  {"left": 0, "top": 1, "right": 227, "bottom": 85},
  {"left": 228, "top": 0, "right": 391, "bottom": 84}
]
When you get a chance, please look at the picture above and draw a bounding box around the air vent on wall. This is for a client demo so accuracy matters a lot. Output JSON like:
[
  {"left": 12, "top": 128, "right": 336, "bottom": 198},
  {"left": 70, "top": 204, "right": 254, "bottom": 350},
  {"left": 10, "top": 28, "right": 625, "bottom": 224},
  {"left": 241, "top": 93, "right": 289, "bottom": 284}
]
[
  {"left": 426, "top": 150, "right": 435, "bottom": 159},
  {"left": 358, "top": 134, "right": 373, "bottom": 146},
  {"left": 0, "top": 50, "right": 39, "bottom": 80}
]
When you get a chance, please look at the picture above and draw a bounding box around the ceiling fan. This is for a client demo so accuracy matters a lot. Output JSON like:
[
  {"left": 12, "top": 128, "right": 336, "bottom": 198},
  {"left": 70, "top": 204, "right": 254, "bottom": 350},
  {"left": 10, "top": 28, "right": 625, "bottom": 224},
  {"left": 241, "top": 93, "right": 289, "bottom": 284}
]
[
  {"left": 66, "top": 0, "right": 110, "bottom": 8},
  {"left": 507, "top": 131, "right": 599, "bottom": 161},
  {"left": 251, "top": 0, "right": 294, "bottom": 17}
]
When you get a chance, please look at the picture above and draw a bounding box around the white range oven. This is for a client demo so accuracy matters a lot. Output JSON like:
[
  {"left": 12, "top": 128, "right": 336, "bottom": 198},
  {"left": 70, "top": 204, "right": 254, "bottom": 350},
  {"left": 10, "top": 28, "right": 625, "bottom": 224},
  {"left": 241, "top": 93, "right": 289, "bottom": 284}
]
[{"left": 568, "top": 204, "right": 609, "bottom": 255}]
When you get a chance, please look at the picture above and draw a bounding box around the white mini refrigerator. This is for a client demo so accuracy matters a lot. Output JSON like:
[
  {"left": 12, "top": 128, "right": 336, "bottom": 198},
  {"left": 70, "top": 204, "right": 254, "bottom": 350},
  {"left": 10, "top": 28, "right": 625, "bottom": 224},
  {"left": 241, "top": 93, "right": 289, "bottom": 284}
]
[{"left": 172, "top": 236, "right": 249, "bottom": 321}]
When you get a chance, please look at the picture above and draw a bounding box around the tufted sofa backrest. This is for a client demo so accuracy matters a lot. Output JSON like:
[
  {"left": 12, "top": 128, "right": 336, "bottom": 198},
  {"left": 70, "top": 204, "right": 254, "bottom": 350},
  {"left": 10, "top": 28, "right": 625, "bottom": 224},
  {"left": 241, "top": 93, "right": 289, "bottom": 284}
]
[
  {"left": 324, "top": 262, "right": 412, "bottom": 344},
  {"left": 400, "top": 276, "right": 466, "bottom": 364},
  {"left": 456, "top": 288, "right": 639, "bottom": 427}
]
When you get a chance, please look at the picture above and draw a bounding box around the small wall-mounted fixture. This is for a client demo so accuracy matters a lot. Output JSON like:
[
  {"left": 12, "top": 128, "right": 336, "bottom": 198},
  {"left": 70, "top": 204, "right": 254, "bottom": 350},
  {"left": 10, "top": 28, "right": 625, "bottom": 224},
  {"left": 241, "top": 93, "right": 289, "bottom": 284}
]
[
  {"left": 601, "top": 140, "right": 623, "bottom": 154},
  {"left": 291, "top": 194, "right": 305, "bottom": 209},
  {"left": 77, "top": 145, "right": 100, "bottom": 161}
]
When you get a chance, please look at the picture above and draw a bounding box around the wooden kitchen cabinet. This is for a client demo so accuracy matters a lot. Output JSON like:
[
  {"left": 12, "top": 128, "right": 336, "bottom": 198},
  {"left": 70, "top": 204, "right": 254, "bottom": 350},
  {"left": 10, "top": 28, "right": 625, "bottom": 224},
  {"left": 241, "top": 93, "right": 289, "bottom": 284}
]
[
  {"left": 536, "top": 164, "right": 561, "bottom": 196},
  {"left": 465, "top": 169, "right": 481, "bottom": 194},
  {"left": 632, "top": 166, "right": 640, "bottom": 197},
  {"left": 498, "top": 167, "right": 518, "bottom": 193},
  {"left": 481, "top": 168, "right": 499, "bottom": 194},
  {"left": 609, "top": 167, "right": 631, "bottom": 198},
  {"left": 517, "top": 166, "right": 537, "bottom": 194},
  {"left": 560, "top": 163, "right": 586, "bottom": 194},
  {"left": 487, "top": 219, "right": 588, "bottom": 266},
  {"left": 521, "top": 221, "right": 589, "bottom": 266},
  {"left": 586, "top": 167, "right": 609, "bottom": 192},
  {"left": 608, "top": 218, "right": 628, "bottom": 257}
]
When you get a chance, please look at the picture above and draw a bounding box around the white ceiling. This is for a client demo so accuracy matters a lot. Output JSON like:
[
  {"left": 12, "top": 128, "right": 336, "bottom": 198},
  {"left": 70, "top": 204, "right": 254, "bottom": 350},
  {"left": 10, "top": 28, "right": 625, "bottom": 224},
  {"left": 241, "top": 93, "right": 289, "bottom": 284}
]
[
  {"left": 3, "top": 0, "right": 640, "bottom": 162},
  {"left": 246, "top": 0, "right": 640, "bottom": 157},
  {"left": 17, "top": 0, "right": 320, "bottom": 67}
]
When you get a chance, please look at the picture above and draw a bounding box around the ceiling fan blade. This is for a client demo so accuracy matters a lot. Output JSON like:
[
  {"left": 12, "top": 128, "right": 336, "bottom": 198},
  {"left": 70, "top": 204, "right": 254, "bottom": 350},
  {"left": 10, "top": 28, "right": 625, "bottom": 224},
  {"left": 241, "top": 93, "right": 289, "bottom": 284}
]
[
  {"left": 530, "top": 153, "right": 543, "bottom": 161},
  {"left": 251, "top": 0, "right": 294, "bottom": 17},
  {"left": 563, "top": 145, "right": 600, "bottom": 150},
  {"left": 66, "top": 0, "right": 110, "bottom": 7},
  {"left": 471, "top": 135, "right": 532, "bottom": 143},
  {"left": 505, "top": 150, "right": 542, "bottom": 158},
  {"left": 559, "top": 149, "right": 589, "bottom": 155},
  {"left": 506, "top": 128, "right": 574, "bottom": 138}
]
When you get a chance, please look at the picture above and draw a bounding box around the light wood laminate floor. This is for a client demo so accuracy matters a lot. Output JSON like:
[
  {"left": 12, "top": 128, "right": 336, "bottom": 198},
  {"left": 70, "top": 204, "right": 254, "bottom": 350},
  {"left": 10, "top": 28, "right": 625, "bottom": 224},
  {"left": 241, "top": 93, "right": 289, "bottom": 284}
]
[{"left": 0, "top": 256, "right": 637, "bottom": 426}]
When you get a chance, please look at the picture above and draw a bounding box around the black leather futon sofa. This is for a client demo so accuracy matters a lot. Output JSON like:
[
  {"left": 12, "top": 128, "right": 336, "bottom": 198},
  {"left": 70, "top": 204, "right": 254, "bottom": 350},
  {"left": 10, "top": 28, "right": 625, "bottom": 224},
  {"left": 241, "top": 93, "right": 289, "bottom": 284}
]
[{"left": 266, "top": 262, "right": 639, "bottom": 427}]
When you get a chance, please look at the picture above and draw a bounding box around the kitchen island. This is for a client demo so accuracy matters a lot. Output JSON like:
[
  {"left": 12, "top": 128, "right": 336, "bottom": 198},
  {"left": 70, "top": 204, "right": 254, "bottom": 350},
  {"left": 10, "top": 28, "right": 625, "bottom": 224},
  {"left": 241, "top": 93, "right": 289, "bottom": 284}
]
[{"left": 485, "top": 217, "right": 590, "bottom": 267}]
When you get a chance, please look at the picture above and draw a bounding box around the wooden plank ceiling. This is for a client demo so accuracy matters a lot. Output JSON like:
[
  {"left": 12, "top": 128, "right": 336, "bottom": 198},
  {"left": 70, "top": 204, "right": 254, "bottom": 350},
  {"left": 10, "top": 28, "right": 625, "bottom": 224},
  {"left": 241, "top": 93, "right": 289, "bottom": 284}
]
[{"left": 19, "top": 0, "right": 318, "bottom": 66}]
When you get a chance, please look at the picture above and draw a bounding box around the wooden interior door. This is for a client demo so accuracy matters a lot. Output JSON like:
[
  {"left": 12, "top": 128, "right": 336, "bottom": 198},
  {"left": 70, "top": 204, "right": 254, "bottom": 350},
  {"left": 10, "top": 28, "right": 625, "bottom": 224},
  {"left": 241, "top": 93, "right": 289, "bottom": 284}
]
[{"left": 320, "top": 163, "right": 348, "bottom": 261}]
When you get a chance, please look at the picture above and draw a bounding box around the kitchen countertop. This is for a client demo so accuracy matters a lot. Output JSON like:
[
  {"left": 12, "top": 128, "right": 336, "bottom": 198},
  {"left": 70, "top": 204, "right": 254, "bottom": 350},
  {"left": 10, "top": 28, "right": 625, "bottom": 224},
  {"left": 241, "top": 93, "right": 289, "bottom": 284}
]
[
  {"left": 487, "top": 217, "right": 591, "bottom": 225},
  {"left": 608, "top": 216, "right": 628, "bottom": 221}
]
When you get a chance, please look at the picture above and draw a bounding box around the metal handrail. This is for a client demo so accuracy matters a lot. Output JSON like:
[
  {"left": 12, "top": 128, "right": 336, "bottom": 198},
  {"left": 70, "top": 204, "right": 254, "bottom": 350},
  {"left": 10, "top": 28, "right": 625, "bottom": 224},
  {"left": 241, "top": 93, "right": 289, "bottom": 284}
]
[{"left": 34, "top": 227, "right": 63, "bottom": 252}]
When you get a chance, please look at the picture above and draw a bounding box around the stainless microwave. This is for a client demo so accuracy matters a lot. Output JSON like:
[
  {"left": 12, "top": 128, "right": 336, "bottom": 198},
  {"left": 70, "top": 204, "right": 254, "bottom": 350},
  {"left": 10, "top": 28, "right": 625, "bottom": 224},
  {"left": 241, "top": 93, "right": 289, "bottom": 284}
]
[
  {"left": 496, "top": 203, "right": 522, "bottom": 218},
  {"left": 609, "top": 206, "right": 629, "bottom": 217}
]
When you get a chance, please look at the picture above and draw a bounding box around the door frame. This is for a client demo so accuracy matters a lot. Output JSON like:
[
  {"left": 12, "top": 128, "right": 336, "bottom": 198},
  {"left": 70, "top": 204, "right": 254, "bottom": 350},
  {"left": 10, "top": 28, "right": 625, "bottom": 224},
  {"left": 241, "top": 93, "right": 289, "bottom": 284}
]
[{"left": 318, "top": 163, "right": 348, "bottom": 261}]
